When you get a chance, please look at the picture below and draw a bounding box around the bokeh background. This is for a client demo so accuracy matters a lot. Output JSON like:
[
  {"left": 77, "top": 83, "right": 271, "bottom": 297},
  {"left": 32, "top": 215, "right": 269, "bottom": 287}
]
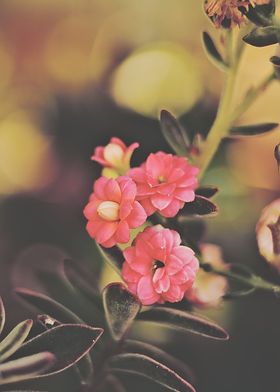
[{"left": 0, "top": 0, "right": 280, "bottom": 391}]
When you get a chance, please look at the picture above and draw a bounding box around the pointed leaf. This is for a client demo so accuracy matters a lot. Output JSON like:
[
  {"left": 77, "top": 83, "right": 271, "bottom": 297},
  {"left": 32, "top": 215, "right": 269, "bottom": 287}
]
[
  {"left": 229, "top": 123, "right": 278, "bottom": 137},
  {"left": 0, "top": 297, "right": 5, "bottom": 335},
  {"left": 137, "top": 307, "right": 228, "bottom": 340},
  {"left": 160, "top": 110, "right": 190, "bottom": 156},
  {"left": 12, "top": 324, "right": 103, "bottom": 377},
  {"left": 96, "top": 243, "right": 124, "bottom": 274},
  {"left": 0, "top": 352, "right": 55, "bottom": 385},
  {"left": 0, "top": 320, "right": 33, "bottom": 363},
  {"left": 109, "top": 353, "right": 195, "bottom": 392},
  {"left": 103, "top": 283, "right": 141, "bottom": 341},
  {"left": 202, "top": 32, "right": 227, "bottom": 71},
  {"left": 178, "top": 195, "right": 218, "bottom": 218},
  {"left": 195, "top": 186, "right": 218, "bottom": 198},
  {"left": 243, "top": 26, "right": 279, "bottom": 47}
]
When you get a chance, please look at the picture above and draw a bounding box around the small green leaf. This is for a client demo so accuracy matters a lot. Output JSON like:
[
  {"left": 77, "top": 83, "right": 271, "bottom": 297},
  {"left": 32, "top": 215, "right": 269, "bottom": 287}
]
[
  {"left": 245, "top": 1, "right": 275, "bottom": 27},
  {"left": 243, "top": 26, "right": 279, "bottom": 47},
  {"left": 160, "top": 110, "right": 190, "bottom": 156},
  {"left": 137, "top": 307, "right": 228, "bottom": 340},
  {"left": 229, "top": 123, "right": 278, "bottom": 137},
  {"left": 0, "top": 297, "right": 5, "bottom": 335},
  {"left": 96, "top": 243, "right": 124, "bottom": 274},
  {"left": 195, "top": 186, "right": 218, "bottom": 198},
  {"left": 103, "top": 283, "right": 141, "bottom": 341},
  {"left": 0, "top": 320, "right": 33, "bottom": 363},
  {"left": 202, "top": 32, "right": 227, "bottom": 71},
  {"left": 178, "top": 195, "right": 218, "bottom": 218},
  {"left": 109, "top": 353, "right": 195, "bottom": 392},
  {"left": 0, "top": 352, "right": 55, "bottom": 385},
  {"left": 13, "top": 324, "right": 103, "bottom": 377}
]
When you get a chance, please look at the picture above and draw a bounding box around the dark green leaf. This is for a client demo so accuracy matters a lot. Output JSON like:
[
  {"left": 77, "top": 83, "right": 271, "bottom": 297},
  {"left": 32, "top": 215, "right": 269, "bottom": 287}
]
[
  {"left": 178, "top": 196, "right": 218, "bottom": 218},
  {"left": 160, "top": 110, "right": 190, "bottom": 156},
  {"left": 12, "top": 324, "right": 103, "bottom": 377},
  {"left": 245, "top": 1, "right": 275, "bottom": 27},
  {"left": 137, "top": 307, "right": 228, "bottom": 340},
  {"left": 202, "top": 32, "right": 227, "bottom": 71},
  {"left": 195, "top": 186, "right": 218, "bottom": 198},
  {"left": 103, "top": 283, "right": 141, "bottom": 340},
  {"left": 270, "top": 56, "right": 280, "bottom": 67},
  {"left": 0, "top": 320, "right": 33, "bottom": 363},
  {"left": 229, "top": 123, "right": 278, "bottom": 137},
  {"left": 243, "top": 26, "right": 279, "bottom": 47},
  {"left": 274, "top": 143, "right": 280, "bottom": 172},
  {"left": 0, "top": 352, "right": 55, "bottom": 385},
  {"left": 223, "top": 287, "right": 256, "bottom": 299},
  {"left": 96, "top": 244, "right": 124, "bottom": 274},
  {"left": 109, "top": 353, "right": 195, "bottom": 392},
  {"left": 0, "top": 297, "right": 5, "bottom": 335}
]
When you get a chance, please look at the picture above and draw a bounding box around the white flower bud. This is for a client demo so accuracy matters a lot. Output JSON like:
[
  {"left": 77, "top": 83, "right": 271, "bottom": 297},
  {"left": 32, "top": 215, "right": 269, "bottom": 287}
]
[
  {"left": 103, "top": 143, "right": 124, "bottom": 167},
  {"left": 97, "top": 201, "right": 120, "bottom": 221}
]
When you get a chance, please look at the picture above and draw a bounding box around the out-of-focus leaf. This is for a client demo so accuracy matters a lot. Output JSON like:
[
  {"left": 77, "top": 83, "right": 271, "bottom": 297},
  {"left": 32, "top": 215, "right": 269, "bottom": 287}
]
[
  {"left": 274, "top": 143, "right": 280, "bottom": 172},
  {"left": 0, "top": 297, "right": 5, "bottom": 335},
  {"left": 229, "top": 123, "right": 278, "bottom": 137},
  {"left": 15, "top": 288, "right": 83, "bottom": 325},
  {"left": 202, "top": 32, "right": 227, "bottom": 71},
  {"left": 96, "top": 244, "right": 124, "bottom": 274},
  {"left": 178, "top": 196, "right": 218, "bottom": 218},
  {"left": 0, "top": 320, "right": 33, "bottom": 363},
  {"left": 123, "top": 340, "right": 194, "bottom": 383},
  {"left": 103, "top": 283, "right": 141, "bottom": 341},
  {"left": 0, "top": 352, "right": 55, "bottom": 385},
  {"left": 160, "top": 110, "right": 190, "bottom": 156},
  {"left": 195, "top": 186, "right": 218, "bottom": 198},
  {"left": 104, "top": 374, "right": 127, "bottom": 392},
  {"left": 223, "top": 287, "right": 256, "bottom": 299},
  {"left": 137, "top": 307, "right": 228, "bottom": 340},
  {"left": 228, "top": 263, "right": 254, "bottom": 278},
  {"left": 245, "top": 1, "right": 275, "bottom": 26},
  {"left": 243, "top": 26, "right": 279, "bottom": 47},
  {"left": 109, "top": 353, "right": 195, "bottom": 392},
  {"left": 13, "top": 324, "right": 103, "bottom": 377},
  {"left": 270, "top": 55, "right": 280, "bottom": 66}
]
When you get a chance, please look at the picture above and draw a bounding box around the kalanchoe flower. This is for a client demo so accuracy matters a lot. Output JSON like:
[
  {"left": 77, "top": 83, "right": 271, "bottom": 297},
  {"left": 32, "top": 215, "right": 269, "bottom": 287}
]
[
  {"left": 91, "top": 137, "right": 139, "bottom": 178},
  {"left": 204, "top": 0, "right": 271, "bottom": 28},
  {"left": 121, "top": 225, "right": 199, "bottom": 305},
  {"left": 256, "top": 199, "right": 280, "bottom": 272},
  {"left": 84, "top": 176, "right": 147, "bottom": 247},
  {"left": 185, "top": 244, "right": 228, "bottom": 307},
  {"left": 128, "top": 152, "right": 199, "bottom": 218}
]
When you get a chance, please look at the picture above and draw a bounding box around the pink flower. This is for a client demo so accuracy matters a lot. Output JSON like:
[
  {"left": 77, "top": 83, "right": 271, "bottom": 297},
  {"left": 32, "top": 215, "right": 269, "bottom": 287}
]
[
  {"left": 185, "top": 244, "right": 228, "bottom": 308},
  {"left": 83, "top": 176, "right": 147, "bottom": 247},
  {"left": 128, "top": 152, "right": 199, "bottom": 218},
  {"left": 91, "top": 137, "right": 139, "bottom": 177},
  {"left": 121, "top": 225, "right": 199, "bottom": 305}
]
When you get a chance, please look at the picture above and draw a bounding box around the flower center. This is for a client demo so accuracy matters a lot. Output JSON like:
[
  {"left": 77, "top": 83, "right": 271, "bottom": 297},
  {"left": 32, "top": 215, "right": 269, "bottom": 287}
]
[
  {"left": 158, "top": 175, "right": 166, "bottom": 184},
  {"left": 152, "top": 260, "right": 165, "bottom": 271},
  {"left": 97, "top": 201, "right": 120, "bottom": 221},
  {"left": 103, "top": 143, "right": 124, "bottom": 167}
]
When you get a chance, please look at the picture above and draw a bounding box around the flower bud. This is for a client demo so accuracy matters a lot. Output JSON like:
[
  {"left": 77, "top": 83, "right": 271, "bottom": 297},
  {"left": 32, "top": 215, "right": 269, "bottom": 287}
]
[
  {"left": 97, "top": 201, "right": 120, "bottom": 221},
  {"left": 256, "top": 199, "right": 280, "bottom": 271},
  {"left": 103, "top": 143, "right": 124, "bottom": 167}
]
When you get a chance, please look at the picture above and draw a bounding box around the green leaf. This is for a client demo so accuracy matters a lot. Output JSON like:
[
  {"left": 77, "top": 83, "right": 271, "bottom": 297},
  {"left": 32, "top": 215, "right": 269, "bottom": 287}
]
[
  {"left": 0, "top": 320, "right": 33, "bottom": 363},
  {"left": 223, "top": 287, "right": 256, "bottom": 299},
  {"left": 137, "top": 307, "right": 228, "bottom": 340},
  {"left": 0, "top": 352, "right": 55, "bottom": 386},
  {"left": 178, "top": 195, "right": 218, "bottom": 218},
  {"left": 0, "top": 297, "right": 5, "bottom": 335},
  {"left": 103, "top": 283, "right": 141, "bottom": 341},
  {"left": 270, "top": 56, "right": 280, "bottom": 67},
  {"left": 243, "top": 26, "right": 279, "bottom": 47},
  {"left": 195, "top": 186, "right": 218, "bottom": 198},
  {"left": 96, "top": 243, "right": 124, "bottom": 274},
  {"left": 245, "top": 1, "right": 275, "bottom": 27},
  {"left": 13, "top": 324, "right": 103, "bottom": 377},
  {"left": 229, "top": 123, "right": 278, "bottom": 137},
  {"left": 202, "top": 32, "right": 227, "bottom": 71},
  {"left": 109, "top": 353, "right": 195, "bottom": 392},
  {"left": 160, "top": 110, "right": 190, "bottom": 156}
]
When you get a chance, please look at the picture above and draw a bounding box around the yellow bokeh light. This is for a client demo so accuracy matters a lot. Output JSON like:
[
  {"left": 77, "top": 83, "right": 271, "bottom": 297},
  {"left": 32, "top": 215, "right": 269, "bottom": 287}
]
[
  {"left": 111, "top": 42, "right": 203, "bottom": 118},
  {"left": 0, "top": 111, "right": 56, "bottom": 194}
]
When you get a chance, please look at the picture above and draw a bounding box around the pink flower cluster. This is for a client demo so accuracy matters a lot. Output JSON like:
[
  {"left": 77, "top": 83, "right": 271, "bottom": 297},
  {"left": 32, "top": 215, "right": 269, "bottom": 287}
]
[{"left": 84, "top": 138, "right": 200, "bottom": 305}]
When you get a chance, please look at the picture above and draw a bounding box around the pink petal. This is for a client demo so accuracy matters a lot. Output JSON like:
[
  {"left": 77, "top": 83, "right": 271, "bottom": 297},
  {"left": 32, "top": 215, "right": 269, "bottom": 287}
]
[
  {"left": 104, "top": 179, "right": 121, "bottom": 202},
  {"left": 163, "top": 284, "right": 184, "bottom": 302},
  {"left": 86, "top": 220, "right": 103, "bottom": 239},
  {"left": 122, "top": 262, "right": 141, "bottom": 283},
  {"left": 95, "top": 221, "right": 118, "bottom": 244},
  {"left": 91, "top": 147, "right": 109, "bottom": 167},
  {"left": 154, "top": 273, "right": 170, "bottom": 294},
  {"left": 128, "top": 167, "right": 146, "bottom": 183},
  {"left": 172, "top": 246, "right": 195, "bottom": 265},
  {"left": 115, "top": 220, "right": 130, "bottom": 243},
  {"left": 101, "top": 236, "right": 118, "bottom": 248},
  {"left": 151, "top": 194, "right": 172, "bottom": 210},
  {"left": 174, "top": 188, "right": 195, "bottom": 202},
  {"left": 119, "top": 200, "right": 133, "bottom": 220},
  {"left": 139, "top": 198, "right": 156, "bottom": 216},
  {"left": 145, "top": 153, "right": 165, "bottom": 179},
  {"left": 157, "top": 183, "right": 177, "bottom": 196},
  {"left": 137, "top": 275, "right": 160, "bottom": 305},
  {"left": 136, "top": 184, "right": 154, "bottom": 198},
  {"left": 111, "top": 137, "right": 126, "bottom": 150},
  {"left": 119, "top": 177, "right": 137, "bottom": 201},
  {"left": 160, "top": 199, "right": 182, "bottom": 217},
  {"left": 166, "top": 254, "right": 184, "bottom": 275},
  {"left": 126, "top": 201, "right": 147, "bottom": 228},
  {"left": 94, "top": 177, "right": 109, "bottom": 200},
  {"left": 83, "top": 199, "right": 99, "bottom": 220}
]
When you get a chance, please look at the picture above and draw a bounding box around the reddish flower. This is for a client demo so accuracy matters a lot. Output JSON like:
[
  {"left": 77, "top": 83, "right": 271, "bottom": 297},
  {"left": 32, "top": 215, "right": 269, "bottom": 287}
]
[
  {"left": 121, "top": 225, "right": 199, "bottom": 305},
  {"left": 84, "top": 176, "right": 147, "bottom": 247},
  {"left": 91, "top": 137, "right": 139, "bottom": 177},
  {"left": 128, "top": 152, "right": 199, "bottom": 218}
]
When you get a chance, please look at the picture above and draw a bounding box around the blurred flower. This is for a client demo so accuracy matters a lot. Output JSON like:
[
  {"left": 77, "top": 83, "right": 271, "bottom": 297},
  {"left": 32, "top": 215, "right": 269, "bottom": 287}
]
[
  {"left": 129, "top": 152, "right": 199, "bottom": 218},
  {"left": 185, "top": 244, "right": 228, "bottom": 307},
  {"left": 256, "top": 199, "right": 280, "bottom": 272},
  {"left": 122, "top": 225, "right": 199, "bottom": 305},
  {"left": 91, "top": 137, "right": 139, "bottom": 178},
  {"left": 84, "top": 176, "right": 147, "bottom": 248}
]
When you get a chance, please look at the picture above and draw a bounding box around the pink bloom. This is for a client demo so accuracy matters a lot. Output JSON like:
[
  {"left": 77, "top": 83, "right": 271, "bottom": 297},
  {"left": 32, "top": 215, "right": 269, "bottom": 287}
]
[
  {"left": 128, "top": 152, "right": 199, "bottom": 218},
  {"left": 83, "top": 176, "right": 147, "bottom": 247},
  {"left": 91, "top": 137, "right": 139, "bottom": 176},
  {"left": 185, "top": 244, "right": 228, "bottom": 308},
  {"left": 121, "top": 225, "right": 199, "bottom": 305}
]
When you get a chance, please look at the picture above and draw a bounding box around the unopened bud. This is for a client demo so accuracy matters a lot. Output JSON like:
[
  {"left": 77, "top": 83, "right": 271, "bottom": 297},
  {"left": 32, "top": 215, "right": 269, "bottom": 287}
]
[
  {"left": 97, "top": 201, "right": 120, "bottom": 221},
  {"left": 103, "top": 143, "right": 124, "bottom": 167}
]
